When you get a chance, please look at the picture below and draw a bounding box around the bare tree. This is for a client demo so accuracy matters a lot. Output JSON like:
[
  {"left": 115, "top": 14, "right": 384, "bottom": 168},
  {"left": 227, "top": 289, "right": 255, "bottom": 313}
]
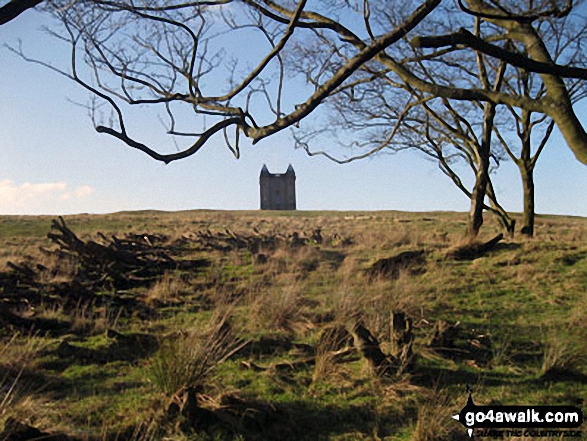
[
  {"left": 6, "top": 0, "right": 586, "bottom": 237},
  {"left": 496, "top": 102, "right": 553, "bottom": 237},
  {"left": 290, "top": 1, "right": 587, "bottom": 236},
  {"left": 291, "top": 6, "right": 516, "bottom": 236},
  {"left": 404, "top": 15, "right": 517, "bottom": 237},
  {"left": 15, "top": 0, "right": 585, "bottom": 167},
  {"left": 13, "top": 0, "right": 440, "bottom": 164},
  {"left": 489, "top": 12, "right": 587, "bottom": 236},
  {"left": 411, "top": 0, "right": 587, "bottom": 164},
  {"left": 406, "top": 0, "right": 587, "bottom": 235}
]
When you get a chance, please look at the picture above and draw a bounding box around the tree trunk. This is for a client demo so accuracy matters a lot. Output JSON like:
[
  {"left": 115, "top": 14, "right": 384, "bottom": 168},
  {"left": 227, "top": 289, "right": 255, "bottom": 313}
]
[
  {"left": 349, "top": 321, "right": 395, "bottom": 376},
  {"left": 520, "top": 165, "right": 535, "bottom": 237},
  {"left": 468, "top": 102, "right": 496, "bottom": 237},
  {"left": 468, "top": 166, "right": 488, "bottom": 237},
  {"left": 518, "top": 106, "right": 536, "bottom": 238}
]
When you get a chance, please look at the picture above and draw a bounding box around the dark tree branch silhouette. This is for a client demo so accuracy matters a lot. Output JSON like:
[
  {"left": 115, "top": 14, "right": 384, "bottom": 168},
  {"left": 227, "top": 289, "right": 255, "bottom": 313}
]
[
  {"left": 17, "top": 0, "right": 584, "bottom": 166},
  {"left": 0, "top": 0, "right": 43, "bottom": 25}
]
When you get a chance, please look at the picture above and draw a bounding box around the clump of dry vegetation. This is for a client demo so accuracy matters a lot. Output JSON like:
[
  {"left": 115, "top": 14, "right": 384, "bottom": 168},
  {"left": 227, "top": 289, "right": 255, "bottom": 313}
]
[
  {"left": 149, "top": 310, "right": 246, "bottom": 396},
  {"left": 540, "top": 325, "right": 586, "bottom": 381},
  {"left": 0, "top": 333, "right": 48, "bottom": 427},
  {"left": 411, "top": 389, "right": 467, "bottom": 441}
]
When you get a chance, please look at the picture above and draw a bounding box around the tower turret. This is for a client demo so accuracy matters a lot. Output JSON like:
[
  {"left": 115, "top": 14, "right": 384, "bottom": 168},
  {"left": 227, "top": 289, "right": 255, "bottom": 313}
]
[{"left": 259, "top": 164, "right": 296, "bottom": 210}]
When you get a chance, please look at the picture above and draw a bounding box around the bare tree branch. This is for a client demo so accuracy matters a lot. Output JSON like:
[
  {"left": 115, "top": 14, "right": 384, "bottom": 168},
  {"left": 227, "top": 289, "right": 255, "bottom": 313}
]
[
  {"left": 0, "top": 0, "right": 43, "bottom": 25},
  {"left": 457, "top": 0, "right": 573, "bottom": 23},
  {"left": 411, "top": 27, "right": 587, "bottom": 80},
  {"left": 96, "top": 117, "right": 243, "bottom": 163}
]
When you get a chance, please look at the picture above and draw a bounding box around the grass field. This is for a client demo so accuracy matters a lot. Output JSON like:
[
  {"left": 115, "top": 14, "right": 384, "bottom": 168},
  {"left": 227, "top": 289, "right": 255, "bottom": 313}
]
[{"left": 0, "top": 210, "right": 585, "bottom": 440}]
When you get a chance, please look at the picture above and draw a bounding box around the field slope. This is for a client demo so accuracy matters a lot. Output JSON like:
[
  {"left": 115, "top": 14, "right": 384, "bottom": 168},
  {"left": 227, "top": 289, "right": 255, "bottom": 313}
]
[{"left": 0, "top": 210, "right": 585, "bottom": 440}]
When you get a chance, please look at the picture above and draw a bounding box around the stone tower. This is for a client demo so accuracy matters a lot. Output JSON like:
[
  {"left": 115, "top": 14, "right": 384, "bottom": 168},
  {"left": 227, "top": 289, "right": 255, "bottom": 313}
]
[{"left": 259, "top": 164, "right": 296, "bottom": 210}]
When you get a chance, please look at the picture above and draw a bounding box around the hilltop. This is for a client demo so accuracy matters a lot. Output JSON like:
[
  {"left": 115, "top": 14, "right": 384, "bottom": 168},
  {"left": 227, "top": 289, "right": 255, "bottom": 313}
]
[{"left": 0, "top": 210, "right": 585, "bottom": 440}]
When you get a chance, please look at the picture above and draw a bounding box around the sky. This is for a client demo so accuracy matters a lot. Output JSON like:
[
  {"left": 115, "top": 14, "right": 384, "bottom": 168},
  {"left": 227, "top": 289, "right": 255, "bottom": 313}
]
[{"left": 0, "top": 6, "right": 586, "bottom": 217}]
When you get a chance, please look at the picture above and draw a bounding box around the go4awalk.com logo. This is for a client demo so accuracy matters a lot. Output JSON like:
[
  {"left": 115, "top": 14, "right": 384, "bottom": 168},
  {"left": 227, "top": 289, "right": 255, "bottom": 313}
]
[{"left": 452, "top": 389, "right": 584, "bottom": 438}]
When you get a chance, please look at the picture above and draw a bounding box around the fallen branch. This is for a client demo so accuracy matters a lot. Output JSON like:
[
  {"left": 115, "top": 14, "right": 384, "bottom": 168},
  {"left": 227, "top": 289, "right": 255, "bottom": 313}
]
[{"left": 446, "top": 233, "right": 504, "bottom": 260}]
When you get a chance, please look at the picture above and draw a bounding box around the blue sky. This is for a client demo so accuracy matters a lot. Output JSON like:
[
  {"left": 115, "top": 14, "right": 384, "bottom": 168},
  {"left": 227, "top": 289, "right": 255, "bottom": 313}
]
[{"left": 1, "top": 7, "right": 586, "bottom": 217}]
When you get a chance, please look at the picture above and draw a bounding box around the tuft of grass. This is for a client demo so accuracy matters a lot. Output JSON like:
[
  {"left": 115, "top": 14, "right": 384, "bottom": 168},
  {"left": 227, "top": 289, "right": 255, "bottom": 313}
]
[
  {"left": 411, "top": 389, "right": 466, "bottom": 441},
  {"left": 148, "top": 310, "right": 246, "bottom": 396},
  {"left": 70, "top": 301, "right": 123, "bottom": 335},
  {"left": 246, "top": 275, "right": 306, "bottom": 334},
  {"left": 0, "top": 332, "right": 48, "bottom": 424},
  {"left": 144, "top": 271, "right": 191, "bottom": 306},
  {"left": 0, "top": 335, "right": 24, "bottom": 419},
  {"left": 312, "top": 324, "right": 353, "bottom": 384},
  {"left": 540, "top": 327, "right": 583, "bottom": 378}
]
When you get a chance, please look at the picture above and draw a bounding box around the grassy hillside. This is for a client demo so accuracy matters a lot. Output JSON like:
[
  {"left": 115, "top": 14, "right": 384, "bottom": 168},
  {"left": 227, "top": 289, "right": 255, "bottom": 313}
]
[{"left": 0, "top": 210, "right": 585, "bottom": 440}]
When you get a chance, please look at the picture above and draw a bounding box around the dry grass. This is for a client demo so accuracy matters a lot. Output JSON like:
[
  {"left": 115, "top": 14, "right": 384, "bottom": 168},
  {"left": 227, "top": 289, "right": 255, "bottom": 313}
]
[
  {"left": 540, "top": 326, "right": 583, "bottom": 378},
  {"left": 0, "top": 336, "right": 24, "bottom": 419},
  {"left": 263, "top": 244, "right": 321, "bottom": 279},
  {"left": 245, "top": 274, "right": 307, "bottom": 334},
  {"left": 569, "top": 294, "right": 587, "bottom": 334},
  {"left": 312, "top": 323, "right": 353, "bottom": 384},
  {"left": 329, "top": 272, "right": 427, "bottom": 350},
  {"left": 411, "top": 388, "right": 467, "bottom": 441},
  {"left": 148, "top": 309, "right": 246, "bottom": 396},
  {"left": 0, "top": 333, "right": 48, "bottom": 425},
  {"left": 144, "top": 271, "right": 191, "bottom": 306},
  {"left": 70, "top": 301, "right": 123, "bottom": 334},
  {"left": 0, "top": 210, "right": 586, "bottom": 440}
]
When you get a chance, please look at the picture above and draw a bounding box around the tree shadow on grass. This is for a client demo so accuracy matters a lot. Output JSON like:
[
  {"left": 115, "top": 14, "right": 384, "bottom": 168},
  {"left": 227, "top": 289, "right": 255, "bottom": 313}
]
[
  {"left": 211, "top": 398, "right": 410, "bottom": 441},
  {"left": 411, "top": 364, "right": 520, "bottom": 390},
  {"left": 0, "top": 364, "right": 68, "bottom": 398},
  {"left": 0, "top": 308, "right": 72, "bottom": 338},
  {"left": 39, "top": 331, "right": 159, "bottom": 372},
  {"left": 537, "top": 368, "right": 587, "bottom": 384}
]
